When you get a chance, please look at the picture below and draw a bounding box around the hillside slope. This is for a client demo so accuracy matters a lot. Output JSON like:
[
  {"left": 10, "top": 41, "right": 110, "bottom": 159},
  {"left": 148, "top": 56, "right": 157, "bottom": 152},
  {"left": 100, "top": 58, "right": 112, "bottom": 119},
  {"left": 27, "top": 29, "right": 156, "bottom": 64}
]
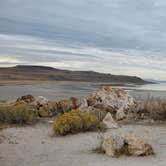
[{"left": 0, "top": 65, "right": 148, "bottom": 84}]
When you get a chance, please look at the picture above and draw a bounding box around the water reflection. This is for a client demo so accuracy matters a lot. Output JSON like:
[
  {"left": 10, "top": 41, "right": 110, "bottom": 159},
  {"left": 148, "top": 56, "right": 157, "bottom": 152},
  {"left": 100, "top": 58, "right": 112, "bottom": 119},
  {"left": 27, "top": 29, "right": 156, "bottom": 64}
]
[{"left": 0, "top": 82, "right": 166, "bottom": 101}]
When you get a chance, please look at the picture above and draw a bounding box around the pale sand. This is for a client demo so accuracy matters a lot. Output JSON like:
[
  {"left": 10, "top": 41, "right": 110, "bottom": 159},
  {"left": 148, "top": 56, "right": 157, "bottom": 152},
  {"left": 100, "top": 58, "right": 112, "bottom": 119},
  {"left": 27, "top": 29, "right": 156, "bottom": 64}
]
[{"left": 0, "top": 119, "right": 166, "bottom": 166}]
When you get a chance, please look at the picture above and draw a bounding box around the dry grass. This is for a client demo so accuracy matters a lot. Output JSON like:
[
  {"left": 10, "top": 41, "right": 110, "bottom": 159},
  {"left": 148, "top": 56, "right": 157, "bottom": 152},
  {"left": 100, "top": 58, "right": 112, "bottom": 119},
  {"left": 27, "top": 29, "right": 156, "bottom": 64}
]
[{"left": 131, "top": 97, "right": 166, "bottom": 120}]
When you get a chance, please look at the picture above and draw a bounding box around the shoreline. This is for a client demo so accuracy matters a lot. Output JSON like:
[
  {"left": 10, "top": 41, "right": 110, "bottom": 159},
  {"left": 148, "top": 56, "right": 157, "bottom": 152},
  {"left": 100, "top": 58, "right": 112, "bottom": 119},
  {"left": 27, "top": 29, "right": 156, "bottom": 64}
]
[
  {"left": 0, "top": 81, "right": 165, "bottom": 102},
  {"left": 0, "top": 80, "right": 150, "bottom": 87}
]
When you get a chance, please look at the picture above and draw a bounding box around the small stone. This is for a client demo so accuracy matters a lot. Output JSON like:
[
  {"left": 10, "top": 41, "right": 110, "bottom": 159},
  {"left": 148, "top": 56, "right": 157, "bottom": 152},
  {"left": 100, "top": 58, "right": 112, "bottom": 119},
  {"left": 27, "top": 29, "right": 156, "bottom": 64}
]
[{"left": 102, "top": 112, "right": 118, "bottom": 129}]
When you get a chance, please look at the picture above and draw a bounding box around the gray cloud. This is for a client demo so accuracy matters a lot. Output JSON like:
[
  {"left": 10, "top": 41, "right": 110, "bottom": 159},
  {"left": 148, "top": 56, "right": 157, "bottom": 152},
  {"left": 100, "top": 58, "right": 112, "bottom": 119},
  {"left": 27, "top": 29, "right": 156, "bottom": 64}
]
[{"left": 0, "top": 0, "right": 166, "bottom": 80}]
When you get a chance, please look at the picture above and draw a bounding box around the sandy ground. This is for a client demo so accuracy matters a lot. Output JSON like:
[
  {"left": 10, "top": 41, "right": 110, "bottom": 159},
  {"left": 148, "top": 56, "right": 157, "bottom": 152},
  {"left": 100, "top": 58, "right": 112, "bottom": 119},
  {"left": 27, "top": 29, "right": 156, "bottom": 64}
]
[{"left": 0, "top": 120, "right": 166, "bottom": 166}]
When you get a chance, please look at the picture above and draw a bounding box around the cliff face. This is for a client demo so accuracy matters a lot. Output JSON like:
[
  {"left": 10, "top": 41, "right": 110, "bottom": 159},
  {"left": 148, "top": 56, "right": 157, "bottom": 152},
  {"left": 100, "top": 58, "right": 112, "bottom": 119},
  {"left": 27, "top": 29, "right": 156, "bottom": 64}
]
[{"left": 0, "top": 65, "right": 148, "bottom": 84}]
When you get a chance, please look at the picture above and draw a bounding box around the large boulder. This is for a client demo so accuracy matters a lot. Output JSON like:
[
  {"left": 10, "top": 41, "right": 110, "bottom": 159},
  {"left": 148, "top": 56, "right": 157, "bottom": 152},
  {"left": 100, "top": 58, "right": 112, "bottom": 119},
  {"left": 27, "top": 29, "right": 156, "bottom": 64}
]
[
  {"left": 79, "top": 86, "right": 135, "bottom": 119},
  {"left": 102, "top": 112, "right": 118, "bottom": 129},
  {"left": 124, "top": 133, "right": 154, "bottom": 156},
  {"left": 102, "top": 135, "right": 124, "bottom": 157},
  {"left": 38, "top": 101, "right": 58, "bottom": 117},
  {"left": 91, "top": 86, "right": 135, "bottom": 113},
  {"left": 58, "top": 97, "right": 80, "bottom": 113}
]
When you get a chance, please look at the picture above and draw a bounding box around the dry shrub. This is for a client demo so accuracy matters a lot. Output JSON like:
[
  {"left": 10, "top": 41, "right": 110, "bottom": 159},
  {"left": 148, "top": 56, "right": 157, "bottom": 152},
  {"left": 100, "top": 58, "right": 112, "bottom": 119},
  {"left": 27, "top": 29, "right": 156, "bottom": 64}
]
[
  {"left": 130, "top": 97, "right": 166, "bottom": 120},
  {"left": 144, "top": 97, "right": 166, "bottom": 120},
  {"left": 0, "top": 103, "right": 37, "bottom": 124},
  {"left": 52, "top": 109, "right": 102, "bottom": 135}
]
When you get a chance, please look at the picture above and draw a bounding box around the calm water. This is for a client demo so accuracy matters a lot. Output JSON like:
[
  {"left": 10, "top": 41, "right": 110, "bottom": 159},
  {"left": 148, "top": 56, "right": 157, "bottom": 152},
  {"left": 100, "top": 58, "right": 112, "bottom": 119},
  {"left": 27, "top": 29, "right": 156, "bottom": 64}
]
[{"left": 0, "top": 82, "right": 166, "bottom": 101}]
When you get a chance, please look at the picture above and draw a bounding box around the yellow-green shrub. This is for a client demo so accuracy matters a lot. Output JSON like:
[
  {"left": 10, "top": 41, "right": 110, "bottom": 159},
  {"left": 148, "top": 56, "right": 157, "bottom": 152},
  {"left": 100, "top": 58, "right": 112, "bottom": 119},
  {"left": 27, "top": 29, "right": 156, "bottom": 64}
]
[
  {"left": 53, "top": 109, "right": 101, "bottom": 135},
  {"left": 0, "top": 103, "right": 37, "bottom": 124},
  {"left": 90, "top": 108, "right": 107, "bottom": 121},
  {"left": 81, "top": 112, "right": 99, "bottom": 130}
]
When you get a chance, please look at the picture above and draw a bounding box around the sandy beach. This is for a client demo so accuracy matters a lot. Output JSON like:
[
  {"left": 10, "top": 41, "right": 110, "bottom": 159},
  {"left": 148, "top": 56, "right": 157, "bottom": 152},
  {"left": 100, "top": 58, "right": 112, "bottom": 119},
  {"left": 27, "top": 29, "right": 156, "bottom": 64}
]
[{"left": 0, "top": 118, "right": 166, "bottom": 166}]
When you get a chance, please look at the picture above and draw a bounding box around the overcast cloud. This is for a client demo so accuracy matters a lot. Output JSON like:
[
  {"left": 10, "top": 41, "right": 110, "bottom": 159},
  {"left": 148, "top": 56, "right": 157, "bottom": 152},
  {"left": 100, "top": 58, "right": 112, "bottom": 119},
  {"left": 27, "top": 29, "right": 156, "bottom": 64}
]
[{"left": 0, "top": 0, "right": 166, "bottom": 80}]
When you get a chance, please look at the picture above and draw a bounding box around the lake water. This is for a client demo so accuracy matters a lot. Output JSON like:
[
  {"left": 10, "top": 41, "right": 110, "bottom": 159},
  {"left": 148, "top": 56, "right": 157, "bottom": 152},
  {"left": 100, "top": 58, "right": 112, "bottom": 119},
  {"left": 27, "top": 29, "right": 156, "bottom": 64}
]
[{"left": 0, "top": 82, "right": 166, "bottom": 101}]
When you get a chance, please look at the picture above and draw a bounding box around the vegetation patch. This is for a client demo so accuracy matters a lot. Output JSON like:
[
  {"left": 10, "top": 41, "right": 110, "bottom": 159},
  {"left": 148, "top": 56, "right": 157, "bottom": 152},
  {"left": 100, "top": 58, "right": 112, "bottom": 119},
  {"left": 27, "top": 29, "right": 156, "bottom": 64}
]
[
  {"left": 53, "top": 109, "right": 103, "bottom": 135},
  {"left": 131, "top": 97, "right": 166, "bottom": 120},
  {"left": 0, "top": 103, "right": 37, "bottom": 124}
]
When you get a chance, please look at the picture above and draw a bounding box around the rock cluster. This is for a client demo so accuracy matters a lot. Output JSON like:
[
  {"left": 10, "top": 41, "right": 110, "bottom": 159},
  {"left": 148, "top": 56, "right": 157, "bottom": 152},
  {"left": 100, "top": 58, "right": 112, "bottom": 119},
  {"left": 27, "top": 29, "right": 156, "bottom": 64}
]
[
  {"left": 38, "top": 101, "right": 58, "bottom": 117},
  {"left": 17, "top": 94, "right": 36, "bottom": 104},
  {"left": 79, "top": 86, "right": 136, "bottom": 127},
  {"left": 14, "top": 86, "right": 136, "bottom": 120},
  {"left": 15, "top": 95, "right": 80, "bottom": 117},
  {"left": 58, "top": 97, "right": 80, "bottom": 113},
  {"left": 101, "top": 133, "right": 154, "bottom": 157}
]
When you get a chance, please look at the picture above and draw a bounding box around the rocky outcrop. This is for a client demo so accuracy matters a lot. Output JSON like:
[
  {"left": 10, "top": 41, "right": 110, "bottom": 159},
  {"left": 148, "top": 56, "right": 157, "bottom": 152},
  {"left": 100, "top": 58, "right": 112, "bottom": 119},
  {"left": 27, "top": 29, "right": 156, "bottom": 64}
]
[
  {"left": 91, "top": 86, "right": 135, "bottom": 113},
  {"left": 102, "top": 113, "right": 118, "bottom": 129},
  {"left": 101, "top": 133, "right": 154, "bottom": 157},
  {"left": 38, "top": 101, "right": 58, "bottom": 117},
  {"left": 79, "top": 86, "right": 135, "bottom": 121},
  {"left": 58, "top": 97, "right": 80, "bottom": 113}
]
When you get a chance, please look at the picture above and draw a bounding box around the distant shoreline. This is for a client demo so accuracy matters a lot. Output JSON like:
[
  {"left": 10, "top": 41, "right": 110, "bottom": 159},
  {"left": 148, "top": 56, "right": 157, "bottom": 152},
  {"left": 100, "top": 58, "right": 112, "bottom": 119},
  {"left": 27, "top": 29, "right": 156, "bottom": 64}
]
[{"left": 0, "top": 80, "right": 150, "bottom": 87}]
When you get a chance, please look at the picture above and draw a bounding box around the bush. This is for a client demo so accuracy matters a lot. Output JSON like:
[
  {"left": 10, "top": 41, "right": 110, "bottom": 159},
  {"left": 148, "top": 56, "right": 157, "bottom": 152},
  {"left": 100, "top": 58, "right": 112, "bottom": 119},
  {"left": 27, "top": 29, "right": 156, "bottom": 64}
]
[
  {"left": 131, "top": 97, "right": 166, "bottom": 120},
  {"left": 0, "top": 103, "right": 37, "bottom": 124},
  {"left": 53, "top": 109, "right": 101, "bottom": 135},
  {"left": 144, "top": 97, "right": 166, "bottom": 120},
  {"left": 89, "top": 108, "right": 107, "bottom": 121},
  {"left": 81, "top": 112, "right": 99, "bottom": 130}
]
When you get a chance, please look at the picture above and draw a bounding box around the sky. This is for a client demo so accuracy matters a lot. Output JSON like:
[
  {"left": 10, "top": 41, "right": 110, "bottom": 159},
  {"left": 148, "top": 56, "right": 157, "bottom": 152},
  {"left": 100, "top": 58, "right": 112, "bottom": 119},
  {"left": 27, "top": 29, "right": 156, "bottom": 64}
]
[{"left": 0, "top": 0, "right": 166, "bottom": 80}]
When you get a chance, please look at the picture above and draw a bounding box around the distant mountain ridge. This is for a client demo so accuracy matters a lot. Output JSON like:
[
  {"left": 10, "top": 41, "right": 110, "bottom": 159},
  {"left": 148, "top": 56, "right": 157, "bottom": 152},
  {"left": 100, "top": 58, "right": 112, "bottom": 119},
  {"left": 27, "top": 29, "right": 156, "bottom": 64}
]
[{"left": 0, "top": 65, "right": 149, "bottom": 84}]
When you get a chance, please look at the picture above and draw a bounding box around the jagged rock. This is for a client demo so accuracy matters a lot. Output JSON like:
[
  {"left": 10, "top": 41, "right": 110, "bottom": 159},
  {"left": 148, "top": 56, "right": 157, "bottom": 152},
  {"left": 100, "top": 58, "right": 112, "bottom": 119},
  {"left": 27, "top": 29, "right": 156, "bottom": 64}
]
[
  {"left": 38, "top": 101, "right": 58, "bottom": 117},
  {"left": 102, "top": 135, "right": 124, "bottom": 157},
  {"left": 124, "top": 133, "right": 154, "bottom": 156},
  {"left": 79, "top": 99, "right": 88, "bottom": 110},
  {"left": 79, "top": 86, "right": 135, "bottom": 119},
  {"left": 102, "top": 112, "right": 118, "bottom": 129},
  {"left": 86, "top": 97, "right": 96, "bottom": 106},
  {"left": 17, "top": 94, "right": 35, "bottom": 104},
  {"left": 58, "top": 97, "right": 80, "bottom": 113},
  {"left": 116, "top": 108, "right": 126, "bottom": 121},
  {"left": 36, "top": 96, "right": 49, "bottom": 106},
  {"left": 91, "top": 86, "right": 135, "bottom": 113}
]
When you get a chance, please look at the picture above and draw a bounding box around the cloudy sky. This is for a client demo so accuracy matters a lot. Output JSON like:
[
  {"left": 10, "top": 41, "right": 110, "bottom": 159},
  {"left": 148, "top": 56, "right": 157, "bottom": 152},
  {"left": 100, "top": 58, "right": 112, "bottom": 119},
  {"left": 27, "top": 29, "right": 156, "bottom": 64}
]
[{"left": 0, "top": 0, "right": 166, "bottom": 80}]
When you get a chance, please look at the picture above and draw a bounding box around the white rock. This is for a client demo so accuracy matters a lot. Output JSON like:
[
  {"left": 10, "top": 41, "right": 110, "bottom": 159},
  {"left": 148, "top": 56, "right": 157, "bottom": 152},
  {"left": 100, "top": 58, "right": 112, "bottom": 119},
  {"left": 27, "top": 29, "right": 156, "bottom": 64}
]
[
  {"left": 102, "top": 112, "right": 118, "bottom": 129},
  {"left": 116, "top": 108, "right": 126, "bottom": 120},
  {"left": 91, "top": 86, "right": 135, "bottom": 113},
  {"left": 36, "top": 96, "right": 49, "bottom": 106},
  {"left": 102, "top": 135, "right": 124, "bottom": 157},
  {"left": 79, "top": 98, "right": 89, "bottom": 111}
]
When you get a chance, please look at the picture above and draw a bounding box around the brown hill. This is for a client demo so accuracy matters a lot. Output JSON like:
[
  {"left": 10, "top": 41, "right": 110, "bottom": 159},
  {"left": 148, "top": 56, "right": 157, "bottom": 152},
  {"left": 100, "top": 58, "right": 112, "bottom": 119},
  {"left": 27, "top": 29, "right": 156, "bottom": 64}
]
[{"left": 0, "top": 65, "right": 148, "bottom": 84}]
